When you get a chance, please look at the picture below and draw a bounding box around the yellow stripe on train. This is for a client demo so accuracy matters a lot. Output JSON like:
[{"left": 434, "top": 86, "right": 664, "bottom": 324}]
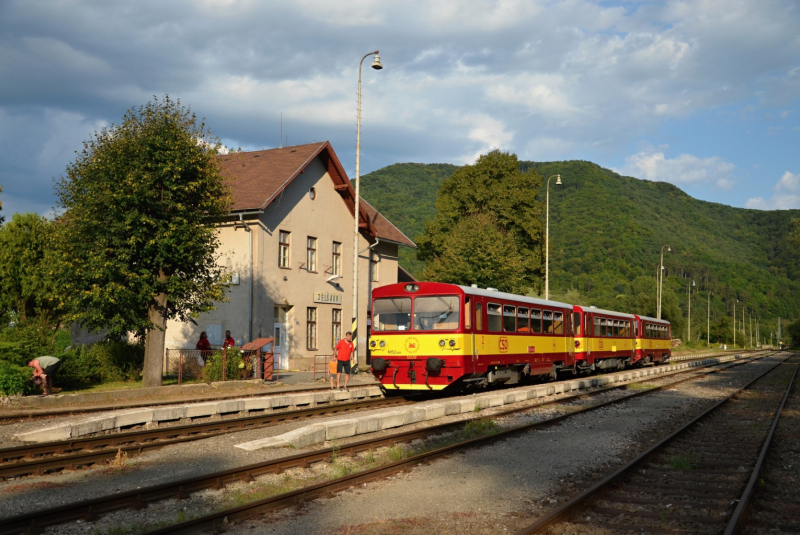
[{"left": 369, "top": 332, "right": 570, "bottom": 357}]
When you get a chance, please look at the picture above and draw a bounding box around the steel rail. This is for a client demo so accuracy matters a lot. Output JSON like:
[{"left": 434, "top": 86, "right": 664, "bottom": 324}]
[
  {"left": 513, "top": 353, "right": 795, "bottom": 535},
  {"left": 0, "top": 397, "right": 409, "bottom": 479},
  {"left": 724, "top": 354, "right": 799, "bottom": 535},
  {"left": 138, "top": 355, "right": 769, "bottom": 534},
  {"left": 0, "top": 354, "right": 762, "bottom": 534}
]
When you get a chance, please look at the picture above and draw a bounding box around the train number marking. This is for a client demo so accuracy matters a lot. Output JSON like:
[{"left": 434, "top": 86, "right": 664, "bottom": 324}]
[{"left": 499, "top": 337, "right": 509, "bottom": 353}]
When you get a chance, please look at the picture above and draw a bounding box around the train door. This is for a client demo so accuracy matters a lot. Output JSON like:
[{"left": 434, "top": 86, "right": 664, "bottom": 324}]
[{"left": 473, "top": 300, "right": 483, "bottom": 372}]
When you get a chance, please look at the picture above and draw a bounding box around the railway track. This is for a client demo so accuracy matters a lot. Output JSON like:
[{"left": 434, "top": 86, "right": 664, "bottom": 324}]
[
  {"left": 515, "top": 353, "right": 799, "bottom": 535},
  {"left": 0, "top": 353, "right": 767, "bottom": 534},
  {"left": 0, "top": 397, "right": 410, "bottom": 479},
  {"left": 0, "top": 354, "right": 742, "bottom": 481}
]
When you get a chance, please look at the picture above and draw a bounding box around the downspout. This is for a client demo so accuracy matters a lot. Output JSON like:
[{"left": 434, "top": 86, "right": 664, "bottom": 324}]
[{"left": 236, "top": 212, "right": 256, "bottom": 343}]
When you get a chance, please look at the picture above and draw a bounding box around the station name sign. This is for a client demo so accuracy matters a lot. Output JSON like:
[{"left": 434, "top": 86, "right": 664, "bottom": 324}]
[{"left": 313, "top": 292, "right": 342, "bottom": 304}]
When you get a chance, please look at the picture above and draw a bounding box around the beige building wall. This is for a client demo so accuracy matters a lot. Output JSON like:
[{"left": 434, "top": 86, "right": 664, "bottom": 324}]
[{"left": 165, "top": 156, "right": 402, "bottom": 371}]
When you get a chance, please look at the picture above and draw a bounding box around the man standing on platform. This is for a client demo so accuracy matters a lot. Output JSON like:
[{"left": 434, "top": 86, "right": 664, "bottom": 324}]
[{"left": 335, "top": 332, "right": 354, "bottom": 391}]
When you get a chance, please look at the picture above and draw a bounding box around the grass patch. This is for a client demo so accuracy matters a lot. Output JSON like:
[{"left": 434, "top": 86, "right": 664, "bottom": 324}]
[
  {"left": 463, "top": 418, "right": 500, "bottom": 439},
  {"left": 668, "top": 452, "right": 697, "bottom": 470},
  {"left": 627, "top": 382, "right": 656, "bottom": 390}
]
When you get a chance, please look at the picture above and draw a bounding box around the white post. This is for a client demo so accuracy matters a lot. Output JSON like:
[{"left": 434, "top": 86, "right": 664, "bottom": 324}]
[
  {"left": 544, "top": 174, "right": 560, "bottom": 301},
  {"left": 351, "top": 50, "right": 381, "bottom": 369}
]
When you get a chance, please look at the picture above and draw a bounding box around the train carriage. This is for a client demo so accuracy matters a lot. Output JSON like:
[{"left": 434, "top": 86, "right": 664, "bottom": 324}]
[
  {"left": 634, "top": 315, "right": 672, "bottom": 364},
  {"left": 368, "top": 282, "right": 575, "bottom": 393},
  {"left": 572, "top": 305, "right": 636, "bottom": 371}
]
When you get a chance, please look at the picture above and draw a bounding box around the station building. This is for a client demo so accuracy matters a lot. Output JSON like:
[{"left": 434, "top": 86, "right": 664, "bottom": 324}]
[{"left": 163, "top": 141, "right": 415, "bottom": 371}]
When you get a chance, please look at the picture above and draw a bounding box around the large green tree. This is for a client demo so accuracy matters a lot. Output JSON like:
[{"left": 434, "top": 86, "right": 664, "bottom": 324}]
[
  {"left": 416, "top": 150, "right": 544, "bottom": 293},
  {"left": 0, "top": 213, "right": 64, "bottom": 336},
  {"left": 55, "top": 96, "right": 232, "bottom": 387}
]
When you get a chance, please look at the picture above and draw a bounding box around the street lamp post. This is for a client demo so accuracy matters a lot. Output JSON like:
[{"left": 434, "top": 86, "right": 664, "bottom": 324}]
[
  {"left": 657, "top": 245, "right": 671, "bottom": 319},
  {"left": 351, "top": 50, "right": 382, "bottom": 368},
  {"left": 688, "top": 280, "right": 695, "bottom": 342},
  {"left": 733, "top": 299, "right": 737, "bottom": 348},
  {"left": 545, "top": 174, "right": 562, "bottom": 300},
  {"left": 742, "top": 305, "right": 746, "bottom": 348},
  {"left": 707, "top": 291, "right": 711, "bottom": 346}
]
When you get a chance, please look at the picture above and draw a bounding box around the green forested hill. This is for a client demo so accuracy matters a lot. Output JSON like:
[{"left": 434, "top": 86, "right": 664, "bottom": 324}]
[{"left": 359, "top": 159, "right": 800, "bottom": 343}]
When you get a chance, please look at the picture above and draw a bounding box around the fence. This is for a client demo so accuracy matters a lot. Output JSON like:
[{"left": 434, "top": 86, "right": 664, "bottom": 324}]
[{"left": 164, "top": 347, "right": 277, "bottom": 384}]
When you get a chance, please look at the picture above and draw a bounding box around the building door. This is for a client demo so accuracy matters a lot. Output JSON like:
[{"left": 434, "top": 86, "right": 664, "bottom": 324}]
[{"left": 273, "top": 306, "right": 289, "bottom": 370}]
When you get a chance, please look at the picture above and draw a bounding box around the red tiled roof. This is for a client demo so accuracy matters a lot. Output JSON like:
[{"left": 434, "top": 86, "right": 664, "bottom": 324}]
[{"left": 217, "top": 142, "right": 415, "bottom": 248}]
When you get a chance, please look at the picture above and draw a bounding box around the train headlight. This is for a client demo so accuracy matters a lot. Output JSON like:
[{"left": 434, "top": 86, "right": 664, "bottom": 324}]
[
  {"left": 439, "top": 340, "right": 446, "bottom": 347},
  {"left": 449, "top": 339, "right": 456, "bottom": 347},
  {"left": 380, "top": 340, "right": 386, "bottom": 348},
  {"left": 370, "top": 340, "right": 376, "bottom": 348}
]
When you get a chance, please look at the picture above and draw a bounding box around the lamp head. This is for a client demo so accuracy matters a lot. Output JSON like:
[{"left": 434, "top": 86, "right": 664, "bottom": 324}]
[
  {"left": 692, "top": 280, "right": 696, "bottom": 287},
  {"left": 555, "top": 174, "right": 562, "bottom": 186},
  {"left": 666, "top": 245, "right": 671, "bottom": 252},
  {"left": 371, "top": 53, "right": 383, "bottom": 70}
]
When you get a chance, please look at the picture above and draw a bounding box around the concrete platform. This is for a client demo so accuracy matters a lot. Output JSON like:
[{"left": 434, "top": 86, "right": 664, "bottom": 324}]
[
  {"left": 13, "top": 386, "right": 384, "bottom": 443},
  {"left": 235, "top": 354, "right": 743, "bottom": 451}
]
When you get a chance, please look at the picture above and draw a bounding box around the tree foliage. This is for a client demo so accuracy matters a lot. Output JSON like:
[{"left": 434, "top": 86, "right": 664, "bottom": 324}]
[
  {"left": 55, "top": 96, "right": 232, "bottom": 387},
  {"left": 360, "top": 158, "right": 800, "bottom": 345},
  {"left": 0, "top": 213, "right": 65, "bottom": 334},
  {"left": 416, "top": 150, "right": 543, "bottom": 294}
]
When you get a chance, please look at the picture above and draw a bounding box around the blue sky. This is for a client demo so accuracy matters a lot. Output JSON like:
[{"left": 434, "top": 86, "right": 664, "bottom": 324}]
[{"left": 1, "top": 0, "right": 799, "bottom": 218}]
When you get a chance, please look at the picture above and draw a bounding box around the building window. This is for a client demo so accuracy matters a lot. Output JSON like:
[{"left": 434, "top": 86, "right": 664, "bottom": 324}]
[
  {"left": 332, "top": 241, "right": 341, "bottom": 275},
  {"left": 307, "top": 236, "right": 317, "bottom": 272},
  {"left": 332, "top": 308, "right": 342, "bottom": 348},
  {"left": 278, "top": 230, "right": 290, "bottom": 269},
  {"left": 306, "top": 307, "right": 317, "bottom": 350}
]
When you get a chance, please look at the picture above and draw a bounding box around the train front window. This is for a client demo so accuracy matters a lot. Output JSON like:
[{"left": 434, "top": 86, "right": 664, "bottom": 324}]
[
  {"left": 413, "top": 296, "right": 460, "bottom": 331},
  {"left": 573, "top": 313, "right": 581, "bottom": 337},
  {"left": 372, "top": 297, "right": 411, "bottom": 331}
]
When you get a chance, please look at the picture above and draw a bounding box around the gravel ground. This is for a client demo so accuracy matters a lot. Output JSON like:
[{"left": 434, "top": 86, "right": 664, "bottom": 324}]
[
  {"left": 0, "top": 356, "right": 775, "bottom": 534},
  {"left": 216, "top": 355, "right": 786, "bottom": 535}
]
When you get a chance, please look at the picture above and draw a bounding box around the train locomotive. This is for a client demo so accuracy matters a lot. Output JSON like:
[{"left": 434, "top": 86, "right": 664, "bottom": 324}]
[{"left": 368, "top": 282, "right": 671, "bottom": 394}]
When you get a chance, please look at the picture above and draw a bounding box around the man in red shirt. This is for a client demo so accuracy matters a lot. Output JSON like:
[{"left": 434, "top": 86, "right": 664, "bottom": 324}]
[
  {"left": 335, "top": 332, "right": 354, "bottom": 390},
  {"left": 223, "top": 330, "right": 236, "bottom": 349}
]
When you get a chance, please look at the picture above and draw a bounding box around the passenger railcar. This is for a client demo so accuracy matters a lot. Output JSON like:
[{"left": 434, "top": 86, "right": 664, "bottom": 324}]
[
  {"left": 572, "top": 305, "right": 636, "bottom": 372},
  {"left": 368, "top": 282, "right": 575, "bottom": 392},
  {"left": 634, "top": 315, "right": 672, "bottom": 364}
]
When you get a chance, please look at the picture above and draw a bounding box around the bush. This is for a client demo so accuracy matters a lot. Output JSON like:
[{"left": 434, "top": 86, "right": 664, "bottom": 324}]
[
  {"left": 201, "top": 349, "right": 245, "bottom": 382},
  {"left": 60, "top": 340, "right": 145, "bottom": 385},
  {"left": 0, "top": 360, "right": 32, "bottom": 396}
]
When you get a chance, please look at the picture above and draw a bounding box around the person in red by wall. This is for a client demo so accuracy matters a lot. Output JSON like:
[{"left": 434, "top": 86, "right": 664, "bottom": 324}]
[
  {"left": 335, "top": 331, "right": 354, "bottom": 391},
  {"left": 195, "top": 331, "right": 212, "bottom": 364},
  {"left": 223, "top": 330, "right": 236, "bottom": 349}
]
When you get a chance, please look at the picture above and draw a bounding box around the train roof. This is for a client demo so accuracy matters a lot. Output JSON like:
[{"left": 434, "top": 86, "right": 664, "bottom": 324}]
[
  {"left": 372, "top": 282, "right": 573, "bottom": 310},
  {"left": 457, "top": 284, "right": 573, "bottom": 309},
  {"left": 573, "top": 305, "right": 635, "bottom": 319},
  {"left": 636, "top": 314, "right": 671, "bottom": 325}
]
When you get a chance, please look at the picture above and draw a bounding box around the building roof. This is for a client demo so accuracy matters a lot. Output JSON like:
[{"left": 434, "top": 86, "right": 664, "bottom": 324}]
[{"left": 218, "top": 142, "right": 415, "bottom": 248}]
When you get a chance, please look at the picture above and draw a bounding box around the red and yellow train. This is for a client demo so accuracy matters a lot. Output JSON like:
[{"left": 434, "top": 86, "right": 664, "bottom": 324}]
[{"left": 368, "top": 282, "right": 671, "bottom": 393}]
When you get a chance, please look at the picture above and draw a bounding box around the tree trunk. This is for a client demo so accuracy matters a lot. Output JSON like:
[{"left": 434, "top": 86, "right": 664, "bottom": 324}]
[{"left": 142, "top": 275, "right": 168, "bottom": 388}]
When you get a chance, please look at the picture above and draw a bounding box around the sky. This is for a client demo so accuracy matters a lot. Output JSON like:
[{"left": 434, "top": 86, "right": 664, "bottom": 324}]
[{"left": 1, "top": 0, "right": 799, "bottom": 219}]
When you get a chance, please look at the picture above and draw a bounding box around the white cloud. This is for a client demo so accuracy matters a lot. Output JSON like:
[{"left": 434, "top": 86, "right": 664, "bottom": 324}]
[
  {"left": 747, "top": 171, "right": 800, "bottom": 209},
  {"left": 619, "top": 148, "right": 736, "bottom": 189}
]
